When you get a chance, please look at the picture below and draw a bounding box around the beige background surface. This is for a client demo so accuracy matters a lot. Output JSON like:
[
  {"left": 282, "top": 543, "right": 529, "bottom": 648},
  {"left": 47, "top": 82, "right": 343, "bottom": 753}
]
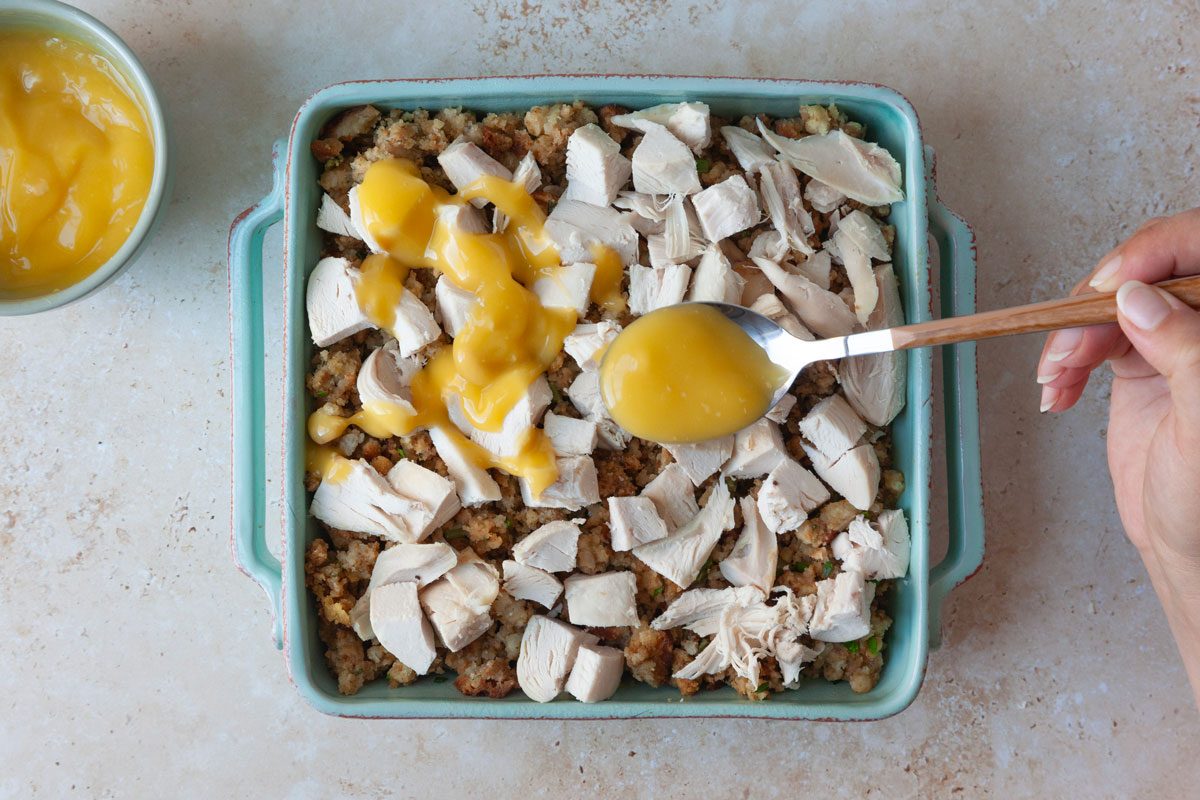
[{"left": 1, "top": 1, "right": 1198, "bottom": 797}]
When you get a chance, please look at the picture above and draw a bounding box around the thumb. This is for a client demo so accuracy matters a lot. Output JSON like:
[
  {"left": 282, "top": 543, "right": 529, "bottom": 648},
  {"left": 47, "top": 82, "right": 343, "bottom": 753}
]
[{"left": 1116, "top": 280, "right": 1200, "bottom": 415}]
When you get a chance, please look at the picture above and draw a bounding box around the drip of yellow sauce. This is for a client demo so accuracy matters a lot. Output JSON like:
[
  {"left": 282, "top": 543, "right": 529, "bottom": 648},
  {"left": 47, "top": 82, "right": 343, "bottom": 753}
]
[
  {"left": 0, "top": 29, "right": 154, "bottom": 298},
  {"left": 306, "top": 444, "right": 354, "bottom": 484},
  {"left": 599, "top": 304, "right": 790, "bottom": 443},
  {"left": 588, "top": 243, "right": 626, "bottom": 314}
]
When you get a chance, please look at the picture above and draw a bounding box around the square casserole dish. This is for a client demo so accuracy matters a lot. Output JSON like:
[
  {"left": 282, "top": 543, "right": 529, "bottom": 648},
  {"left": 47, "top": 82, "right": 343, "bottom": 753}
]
[{"left": 229, "top": 76, "right": 985, "bottom": 720}]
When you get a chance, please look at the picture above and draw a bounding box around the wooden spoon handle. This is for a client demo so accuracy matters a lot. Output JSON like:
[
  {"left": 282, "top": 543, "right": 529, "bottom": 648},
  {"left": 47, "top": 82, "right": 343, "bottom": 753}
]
[{"left": 890, "top": 275, "right": 1200, "bottom": 350}]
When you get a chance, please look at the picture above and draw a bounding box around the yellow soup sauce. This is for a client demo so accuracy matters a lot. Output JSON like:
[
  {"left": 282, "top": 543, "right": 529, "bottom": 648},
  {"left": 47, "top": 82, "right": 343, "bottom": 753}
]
[
  {"left": 599, "top": 304, "right": 790, "bottom": 443},
  {"left": 0, "top": 29, "right": 154, "bottom": 297}
]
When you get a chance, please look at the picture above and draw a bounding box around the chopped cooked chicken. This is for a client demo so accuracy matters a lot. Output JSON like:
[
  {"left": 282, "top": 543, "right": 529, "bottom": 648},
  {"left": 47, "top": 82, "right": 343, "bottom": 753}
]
[
  {"left": 832, "top": 509, "right": 910, "bottom": 579},
  {"left": 434, "top": 275, "right": 477, "bottom": 338},
  {"left": 613, "top": 190, "right": 670, "bottom": 236},
  {"left": 447, "top": 376, "right": 552, "bottom": 459},
  {"left": 436, "top": 136, "right": 513, "bottom": 206},
  {"left": 691, "top": 175, "right": 760, "bottom": 242},
  {"left": 384, "top": 460, "right": 461, "bottom": 538},
  {"left": 804, "top": 179, "right": 846, "bottom": 214},
  {"left": 612, "top": 102, "right": 712, "bottom": 151},
  {"left": 562, "top": 320, "right": 621, "bottom": 371},
  {"left": 502, "top": 560, "right": 564, "bottom": 609},
  {"left": 388, "top": 289, "right": 443, "bottom": 357},
  {"left": 543, "top": 411, "right": 599, "bottom": 456},
  {"left": 749, "top": 293, "right": 814, "bottom": 341},
  {"left": 758, "top": 159, "right": 814, "bottom": 255},
  {"left": 633, "top": 479, "right": 734, "bottom": 588},
  {"left": 723, "top": 418, "right": 787, "bottom": 479},
  {"left": 357, "top": 340, "right": 418, "bottom": 416},
  {"left": 664, "top": 436, "right": 734, "bottom": 486},
  {"left": 797, "top": 249, "right": 833, "bottom": 290},
  {"left": 519, "top": 455, "right": 601, "bottom": 510},
  {"left": 565, "top": 370, "right": 630, "bottom": 451},
  {"left": 428, "top": 427, "right": 502, "bottom": 506},
  {"left": 640, "top": 462, "right": 699, "bottom": 533},
  {"left": 564, "top": 123, "right": 632, "bottom": 206},
  {"left": 651, "top": 585, "right": 766, "bottom": 635},
  {"left": 316, "top": 193, "right": 359, "bottom": 239},
  {"left": 545, "top": 199, "right": 640, "bottom": 265},
  {"left": 306, "top": 257, "right": 372, "bottom": 347},
  {"left": 311, "top": 457, "right": 460, "bottom": 544},
  {"left": 832, "top": 225, "right": 877, "bottom": 324},
  {"left": 420, "top": 551, "right": 500, "bottom": 652},
  {"left": 747, "top": 229, "right": 788, "bottom": 262},
  {"left": 565, "top": 644, "right": 625, "bottom": 702},
  {"left": 757, "top": 458, "right": 831, "bottom": 534},
  {"left": 765, "top": 393, "right": 797, "bottom": 424},
  {"left": 368, "top": 581, "right": 437, "bottom": 674},
  {"left": 564, "top": 571, "right": 640, "bottom": 627},
  {"left": 756, "top": 123, "right": 904, "bottom": 206},
  {"left": 687, "top": 244, "right": 745, "bottom": 304},
  {"left": 607, "top": 495, "right": 669, "bottom": 551},
  {"left": 718, "top": 497, "right": 778, "bottom": 594},
  {"left": 808, "top": 568, "right": 874, "bottom": 642},
  {"left": 517, "top": 615, "right": 596, "bottom": 702},
  {"left": 798, "top": 393, "right": 867, "bottom": 461},
  {"left": 719, "top": 126, "right": 775, "bottom": 174},
  {"left": 494, "top": 152, "right": 543, "bottom": 231},
  {"left": 841, "top": 263, "right": 907, "bottom": 426},
  {"left": 349, "top": 541, "right": 458, "bottom": 640},
  {"left": 630, "top": 122, "right": 702, "bottom": 195},
  {"left": 511, "top": 519, "right": 584, "bottom": 573},
  {"left": 645, "top": 228, "right": 706, "bottom": 269},
  {"left": 752, "top": 256, "right": 857, "bottom": 338},
  {"left": 803, "top": 442, "right": 881, "bottom": 511},
  {"left": 347, "top": 186, "right": 384, "bottom": 253},
  {"left": 532, "top": 262, "right": 597, "bottom": 314},
  {"left": 438, "top": 201, "right": 490, "bottom": 235},
  {"left": 836, "top": 209, "right": 891, "bottom": 262},
  {"left": 627, "top": 264, "right": 692, "bottom": 316}
]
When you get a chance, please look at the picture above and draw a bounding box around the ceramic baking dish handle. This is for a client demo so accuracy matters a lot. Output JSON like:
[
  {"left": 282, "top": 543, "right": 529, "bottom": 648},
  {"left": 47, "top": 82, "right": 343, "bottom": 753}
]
[
  {"left": 924, "top": 146, "right": 986, "bottom": 648},
  {"left": 229, "top": 139, "right": 287, "bottom": 649}
]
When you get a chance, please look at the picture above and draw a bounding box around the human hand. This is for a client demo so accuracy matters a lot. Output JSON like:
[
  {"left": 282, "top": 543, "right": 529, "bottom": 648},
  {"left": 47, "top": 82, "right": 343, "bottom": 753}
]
[{"left": 1035, "top": 209, "right": 1200, "bottom": 705}]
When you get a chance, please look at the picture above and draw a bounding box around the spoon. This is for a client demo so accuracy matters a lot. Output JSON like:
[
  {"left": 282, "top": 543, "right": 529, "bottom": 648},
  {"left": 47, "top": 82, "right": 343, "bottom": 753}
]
[{"left": 709, "top": 274, "right": 1200, "bottom": 412}]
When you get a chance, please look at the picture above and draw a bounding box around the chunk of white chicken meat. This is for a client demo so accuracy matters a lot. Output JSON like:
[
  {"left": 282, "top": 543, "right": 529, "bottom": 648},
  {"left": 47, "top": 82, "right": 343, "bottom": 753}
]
[
  {"left": 357, "top": 340, "right": 419, "bottom": 417},
  {"left": 562, "top": 320, "right": 621, "bottom": 372},
  {"left": 368, "top": 581, "right": 437, "bottom": 675},
  {"left": 746, "top": 229, "right": 789, "bottom": 263},
  {"left": 427, "top": 426, "right": 502, "bottom": 506},
  {"left": 640, "top": 462, "right": 699, "bottom": 534},
  {"left": 797, "top": 249, "right": 833, "bottom": 290},
  {"left": 434, "top": 275, "right": 477, "bottom": 338},
  {"left": 757, "top": 458, "right": 831, "bottom": 534},
  {"left": 316, "top": 193, "right": 359, "bottom": 239},
  {"left": 651, "top": 585, "right": 766, "bottom": 636},
  {"left": 565, "top": 370, "right": 631, "bottom": 451},
  {"left": 612, "top": 190, "right": 669, "bottom": 237},
  {"left": 310, "top": 457, "right": 460, "bottom": 544},
  {"left": 349, "top": 541, "right": 457, "bottom": 641},
  {"left": 564, "top": 571, "right": 640, "bottom": 627},
  {"left": 752, "top": 256, "right": 857, "bottom": 338},
  {"left": 447, "top": 375, "right": 551, "bottom": 459},
  {"left": 519, "top": 455, "right": 601, "bottom": 510},
  {"left": 306, "top": 257, "right": 373, "bottom": 347},
  {"left": 691, "top": 175, "right": 760, "bottom": 243},
  {"left": 612, "top": 102, "right": 712, "bottom": 151},
  {"left": 765, "top": 393, "right": 797, "bottom": 424},
  {"left": 758, "top": 159, "right": 814, "bottom": 255},
  {"left": 565, "top": 644, "right": 625, "bottom": 703},
  {"left": 347, "top": 186, "right": 384, "bottom": 254},
  {"left": 840, "top": 263, "right": 907, "bottom": 426},
  {"left": 419, "top": 550, "right": 500, "bottom": 651},
  {"left": 804, "top": 179, "right": 847, "bottom": 214},
  {"left": 723, "top": 418, "right": 787, "bottom": 479},
  {"left": 798, "top": 393, "right": 867, "bottom": 461},
  {"left": 836, "top": 209, "right": 891, "bottom": 262},
  {"left": 436, "top": 136, "right": 513, "bottom": 207},
  {"left": 517, "top": 615, "right": 596, "bottom": 703},
  {"left": 832, "top": 509, "right": 910, "bottom": 580},
  {"left": 633, "top": 479, "right": 734, "bottom": 588},
  {"left": 502, "top": 560, "right": 563, "bottom": 609},
  {"left": 832, "top": 224, "right": 877, "bottom": 324},
  {"left": 542, "top": 411, "right": 598, "bottom": 456},
  {"left": 748, "top": 293, "right": 814, "bottom": 341},
  {"left": 663, "top": 436, "right": 734, "bottom": 486},
  {"left": 719, "top": 125, "right": 776, "bottom": 174},
  {"left": 630, "top": 122, "right": 701, "bottom": 195},
  {"left": 653, "top": 193, "right": 707, "bottom": 263},
  {"left": 803, "top": 442, "right": 881, "bottom": 512},
  {"left": 756, "top": 123, "right": 904, "bottom": 206},
  {"left": 687, "top": 245, "right": 745, "bottom": 304},
  {"left": 719, "top": 497, "right": 778, "bottom": 594},
  {"left": 607, "top": 495, "right": 669, "bottom": 551},
  {"left": 808, "top": 568, "right": 875, "bottom": 642},
  {"left": 544, "top": 199, "right": 639, "bottom": 266},
  {"left": 532, "top": 261, "right": 596, "bottom": 314},
  {"left": 387, "top": 288, "right": 443, "bottom": 357},
  {"left": 511, "top": 519, "right": 584, "bottom": 573},
  {"left": 627, "top": 264, "right": 692, "bottom": 316},
  {"left": 493, "top": 152, "right": 543, "bottom": 232},
  {"left": 563, "top": 123, "right": 632, "bottom": 206}
]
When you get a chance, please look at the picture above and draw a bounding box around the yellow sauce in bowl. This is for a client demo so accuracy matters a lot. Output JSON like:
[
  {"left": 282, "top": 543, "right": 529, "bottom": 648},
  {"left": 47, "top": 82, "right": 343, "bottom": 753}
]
[
  {"left": 0, "top": 29, "right": 154, "bottom": 298},
  {"left": 599, "top": 304, "right": 789, "bottom": 443}
]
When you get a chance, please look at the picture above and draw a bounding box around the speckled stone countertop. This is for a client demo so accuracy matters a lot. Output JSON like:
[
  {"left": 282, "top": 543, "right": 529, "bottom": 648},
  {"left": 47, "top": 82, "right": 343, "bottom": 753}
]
[{"left": 1, "top": 1, "right": 1197, "bottom": 797}]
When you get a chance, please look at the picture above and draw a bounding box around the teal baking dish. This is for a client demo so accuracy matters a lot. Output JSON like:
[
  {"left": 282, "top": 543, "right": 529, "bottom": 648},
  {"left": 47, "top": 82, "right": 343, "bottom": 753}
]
[{"left": 229, "top": 76, "right": 984, "bottom": 720}]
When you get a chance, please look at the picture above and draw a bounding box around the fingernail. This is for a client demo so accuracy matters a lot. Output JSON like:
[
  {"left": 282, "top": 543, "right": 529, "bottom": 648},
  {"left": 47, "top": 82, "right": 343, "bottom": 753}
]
[
  {"left": 1116, "top": 280, "right": 1171, "bottom": 330},
  {"left": 1040, "top": 386, "right": 1058, "bottom": 413},
  {"left": 1045, "top": 328, "right": 1084, "bottom": 362},
  {"left": 1089, "top": 254, "right": 1123, "bottom": 290},
  {"left": 1036, "top": 368, "right": 1062, "bottom": 385}
]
